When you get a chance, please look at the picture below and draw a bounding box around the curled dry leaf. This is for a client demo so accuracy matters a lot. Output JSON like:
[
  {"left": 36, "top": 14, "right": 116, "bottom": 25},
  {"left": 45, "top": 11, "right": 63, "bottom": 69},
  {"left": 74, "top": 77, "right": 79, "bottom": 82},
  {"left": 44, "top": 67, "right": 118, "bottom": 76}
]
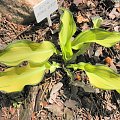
[
  {"left": 50, "top": 82, "right": 63, "bottom": 96},
  {"left": 49, "top": 82, "right": 63, "bottom": 104},
  {"left": 49, "top": 92, "right": 59, "bottom": 104}
]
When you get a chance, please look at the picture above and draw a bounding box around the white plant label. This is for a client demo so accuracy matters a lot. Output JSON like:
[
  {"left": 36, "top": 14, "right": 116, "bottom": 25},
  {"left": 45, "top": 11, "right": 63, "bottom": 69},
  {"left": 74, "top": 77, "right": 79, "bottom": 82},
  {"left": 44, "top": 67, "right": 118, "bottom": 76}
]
[{"left": 33, "top": 0, "right": 58, "bottom": 25}]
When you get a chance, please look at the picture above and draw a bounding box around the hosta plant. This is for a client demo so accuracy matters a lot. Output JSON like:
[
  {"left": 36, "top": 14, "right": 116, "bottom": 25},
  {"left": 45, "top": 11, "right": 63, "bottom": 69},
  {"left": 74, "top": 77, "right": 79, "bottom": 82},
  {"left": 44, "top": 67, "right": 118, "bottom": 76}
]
[{"left": 0, "top": 9, "right": 120, "bottom": 93}]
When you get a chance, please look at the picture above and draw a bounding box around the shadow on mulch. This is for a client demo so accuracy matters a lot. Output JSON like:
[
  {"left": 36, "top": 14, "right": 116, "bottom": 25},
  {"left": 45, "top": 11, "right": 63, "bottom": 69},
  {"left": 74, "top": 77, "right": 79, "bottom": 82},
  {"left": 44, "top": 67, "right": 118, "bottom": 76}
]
[
  {"left": 0, "top": 86, "right": 30, "bottom": 109},
  {"left": 61, "top": 73, "right": 120, "bottom": 118}
]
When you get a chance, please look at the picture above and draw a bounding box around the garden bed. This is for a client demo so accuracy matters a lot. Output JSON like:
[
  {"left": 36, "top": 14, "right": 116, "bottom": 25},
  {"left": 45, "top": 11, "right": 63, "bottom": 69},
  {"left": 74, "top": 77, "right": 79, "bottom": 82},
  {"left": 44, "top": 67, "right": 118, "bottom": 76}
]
[{"left": 0, "top": 0, "right": 120, "bottom": 120}]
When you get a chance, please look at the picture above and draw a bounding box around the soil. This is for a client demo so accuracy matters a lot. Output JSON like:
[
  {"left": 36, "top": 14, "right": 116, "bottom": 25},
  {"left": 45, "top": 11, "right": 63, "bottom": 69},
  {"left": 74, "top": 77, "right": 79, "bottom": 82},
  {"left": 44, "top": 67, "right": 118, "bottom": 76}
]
[{"left": 0, "top": 0, "right": 120, "bottom": 120}]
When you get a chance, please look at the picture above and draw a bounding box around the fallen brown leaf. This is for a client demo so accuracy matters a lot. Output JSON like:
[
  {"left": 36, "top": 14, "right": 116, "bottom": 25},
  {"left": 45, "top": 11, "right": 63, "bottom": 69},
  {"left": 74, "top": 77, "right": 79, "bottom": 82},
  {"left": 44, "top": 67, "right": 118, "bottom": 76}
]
[
  {"left": 95, "top": 47, "right": 103, "bottom": 57},
  {"left": 9, "top": 106, "right": 16, "bottom": 116},
  {"left": 74, "top": 0, "right": 85, "bottom": 5},
  {"left": 76, "top": 14, "right": 89, "bottom": 23},
  {"left": 49, "top": 82, "right": 63, "bottom": 103},
  {"left": 105, "top": 57, "right": 112, "bottom": 65},
  {"left": 114, "top": 26, "right": 119, "bottom": 32},
  {"left": 110, "top": 63, "right": 117, "bottom": 73},
  {"left": 45, "top": 103, "right": 64, "bottom": 116},
  {"left": 64, "top": 107, "right": 74, "bottom": 120},
  {"left": 40, "top": 101, "right": 48, "bottom": 108},
  {"left": 50, "top": 82, "right": 63, "bottom": 96},
  {"left": 105, "top": 57, "right": 117, "bottom": 72},
  {"left": 115, "top": 43, "right": 120, "bottom": 50},
  {"left": 109, "top": 8, "right": 120, "bottom": 19},
  {"left": 115, "top": 2, "right": 120, "bottom": 12},
  {"left": 64, "top": 99, "right": 78, "bottom": 109}
]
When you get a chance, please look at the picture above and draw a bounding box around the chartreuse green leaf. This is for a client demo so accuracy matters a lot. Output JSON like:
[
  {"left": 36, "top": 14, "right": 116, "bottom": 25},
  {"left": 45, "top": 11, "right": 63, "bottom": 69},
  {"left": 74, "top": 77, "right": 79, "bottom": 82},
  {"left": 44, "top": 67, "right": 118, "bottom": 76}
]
[
  {"left": 69, "top": 43, "right": 90, "bottom": 62},
  {"left": 72, "top": 28, "right": 120, "bottom": 50},
  {"left": 0, "top": 40, "right": 56, "bottom": 66},
  {"left": 0, "top": 63, "right": 46, "bottom": 93},
  {"left": 59, "top": 9, "right": 76, "bottom": 61},
  {"left": 45, "top": 61, "right": 60, "bottom": 73},
  {"left": 67, "top": 62, "right": 120, "bottom": 93},
  {"left": 92, "top": 17, "right": 103, "bottom": 28}
]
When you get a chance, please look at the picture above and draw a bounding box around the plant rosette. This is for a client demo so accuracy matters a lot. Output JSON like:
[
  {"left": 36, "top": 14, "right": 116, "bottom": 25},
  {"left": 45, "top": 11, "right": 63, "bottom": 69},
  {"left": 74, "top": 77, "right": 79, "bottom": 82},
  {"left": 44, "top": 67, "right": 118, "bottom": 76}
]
[{"left": 0, "top": 9, "right": 120, "bottom": 93}]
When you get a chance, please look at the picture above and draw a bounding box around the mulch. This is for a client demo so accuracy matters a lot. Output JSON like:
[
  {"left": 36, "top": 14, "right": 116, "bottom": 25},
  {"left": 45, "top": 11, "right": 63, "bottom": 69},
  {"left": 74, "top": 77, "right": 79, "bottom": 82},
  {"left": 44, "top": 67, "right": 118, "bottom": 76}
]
[{"left": 0, "top": 0, "right": 120, "bottom": 120}]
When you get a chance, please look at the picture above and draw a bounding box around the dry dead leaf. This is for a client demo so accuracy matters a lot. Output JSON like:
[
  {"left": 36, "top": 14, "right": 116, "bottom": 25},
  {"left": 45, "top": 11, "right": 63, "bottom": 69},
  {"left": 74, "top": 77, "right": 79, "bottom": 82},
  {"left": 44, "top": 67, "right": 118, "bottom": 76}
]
[
  {"left": 45, "top": 103, "right": 64, "bottom": 116},
  {"left": 105, "top": 57, "right": 113, "bottom": 65},
  {"left": 64, "top": 99, "right": 78, "bottom": 109},
  {"left": 23, "top": 0, "right": 42, "bottom": 6},
  {"left": 109, "top": 8, "right": 117, "bottom": 19},
  {"left": 49, "top": 82, "right": 63, "bottom": 103},
  {"left": 71, "top": 81, "right": 95, "bottom": 93},
  {"left": 76, "top": 75, "right": 81, "bottom": 81},
  {"left": 74, "top": 0, "right": 96, "bottom": 7},
  {"left": 109, "top": 8, "right": 120, "bottom": 19},
  {"left": 56, "top": 99, "right": 64, "bottom": 107},
  {"left": 95, "top": 47, "right": 103, "bottom": 57},
  {"left": 76, "top": 14, "right": 89, "bottom": 23},
  {"left": 116, "top": 61, "right": 120, "bottom": 67},
  {"left": 74, "top": 0, "right": 86, "bottom": 5},
  {"left": 64, "top": 107, "right": 74, "bottom": 120},
  {"left": 31, "top": 112, "right": 36, "bottom": 120},
  {"left": 88, "top": 44, "right": 94, "bottom": 57},
  {"left": 117, "top": 7, "right": 120, "bottom": 12},
  {"left": 115, "top": 2, "right": 120, "bottom": 12},
  {"left": 115, "top": 43, "right": 120, "bottom": 50},
  {"left": 87, "top": 1, "right": 96, "bottom": 7},
  {"left": 50, "top": 82, "right": 63, "bottom": 96},
  {"left": 110, "top": 62, "right": 117, "bottom": 73},
  {"left": 114, "top": 26, "right": 119, "bottom": 32},
  {"left": 40, "top": 101, "right": 48, "bottom": 108},
  {"left": 105, "top": 57, "right": 117, "bottom": 72},
  {"left": 49, "top": 92, "right": 59, "bottom": 104},
  {"left": 75, "top": 72, "right": 81, "bottom": 81},
  {"left": 9, "top": 106, "right": 16, "bottom": 115}
]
